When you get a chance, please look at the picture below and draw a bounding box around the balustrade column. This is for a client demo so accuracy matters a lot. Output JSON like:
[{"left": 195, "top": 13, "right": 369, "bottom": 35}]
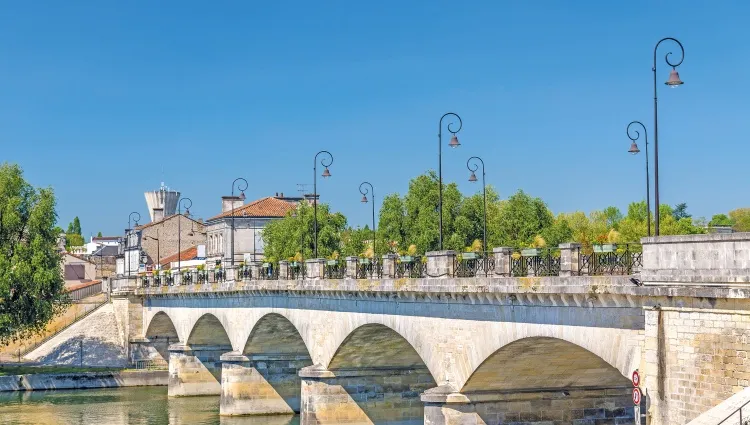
[
  {"left": 305, "top": 258, "right": 325, "bottom": 280},
  {"left": 426, "top": 251, "right": 456, "bottom": 278},
  {"left": 382, "top": 254, "right": 398, "bottom": 278},
  {"left": 492, "top": 247, "right": 513, "bottom": 277},
  {"left": 559, "top": 243, "right": 582, "bottom": 277},
  {"left": 249, "top": 262, "right": 263, "bottom": 280},
  {"left": 345, "top": 256, "right": 359, "bottom": 279},
  {"left": 278, "top": 260, "right": 290, "bottom": 280}
]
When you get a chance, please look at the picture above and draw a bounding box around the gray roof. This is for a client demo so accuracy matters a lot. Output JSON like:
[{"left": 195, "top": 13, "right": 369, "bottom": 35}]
[{"left": 92, "top": 245, "right": 119, "bottom": 257}]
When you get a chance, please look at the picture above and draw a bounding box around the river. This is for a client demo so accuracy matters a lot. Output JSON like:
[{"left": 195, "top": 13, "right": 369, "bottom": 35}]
[{"left": 0, "top": 387, "right": 300, "bottom": 425}]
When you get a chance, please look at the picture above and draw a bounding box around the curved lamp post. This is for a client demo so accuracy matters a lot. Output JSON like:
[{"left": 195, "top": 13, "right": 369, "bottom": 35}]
[
  {"left": 438, "top": 113, "right": 462, "bottom": 249},
  {"left": 177, "top": 197, "right": 192, "bottom": 277},
  {"left": 467, "top": 157, "right": 487, "bottom": 252},
  {"left": 313, "top": 151, "right": 333, "bottom": 258},
  {"left": 627, "top": 121, "right": 651, "bottom": 237},
  {"left": 359, "top": 182, "right": 376, "bottom": 258},
  {"left": 230, "top": 177, "right": 248, "bottom": 266},
  {"left": 126, "top": 212, "right": 140, "bottom": 278},
  {"left": 653, "top": 37, "right": 685, "bottom": 235}
]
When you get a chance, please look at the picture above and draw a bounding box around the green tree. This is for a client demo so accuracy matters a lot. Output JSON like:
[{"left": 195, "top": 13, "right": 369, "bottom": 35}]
[
  {"left": 400, "top": 171, "right": 462, "bottom": 254},
  {"left": 672, "top": 203, "right": 691, "bottom": 220},
  {"left": 262, "top": 201, "right": 346, "bottom": 262},
  {"left": 458, "top": 186, "right": 501, "bottom": 251},
  {"left": 65, "top": 233, "right": 84, "bottom": 249},
  {"left": 97, "top": 231, "right": 103, "bottom": 237},
  {"left": 340, "top": 226, "right": 372, "bottom": 258},
  {"left": 709, "top": 214, "right": 734, "bottom": 227},
  {"left": 66, "top": 216, "right": 81, "bottom": 236},
  {"left": 495, "top": 190, "right": 554, "bottom": 248},
  {"left": 0, "top": 163, "right": 68, "bottom": 344},
  {"left": 729, "top": 209, "right": 750, "bottom": 232},
  {"left": 377, "top": 194, "right": 407, "bottom": 254}
]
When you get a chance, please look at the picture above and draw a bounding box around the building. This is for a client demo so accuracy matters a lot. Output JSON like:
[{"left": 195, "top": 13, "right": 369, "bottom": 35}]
[
  {"left": 158, "top": 245, "right": 207, "bottom": 270},
  {"left": 83, "top": 235, "right": 121, "bottom": 255},
  {"left": 145, "top": 183, "right": 180, "bottom": 222},
  {"left": 61, "top": 252, "right": 97, "bottom": 287},
  {"left": 204, "top": 193, "right": 300, "bottom": 266},
  {"left": 117, "top": 214, "right": 207, "bottom": 275}
]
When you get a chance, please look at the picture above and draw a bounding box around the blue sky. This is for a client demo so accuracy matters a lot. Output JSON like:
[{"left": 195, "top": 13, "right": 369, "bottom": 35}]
[{"left": 1, "top": 1, "right": 748, "bottom": 236}]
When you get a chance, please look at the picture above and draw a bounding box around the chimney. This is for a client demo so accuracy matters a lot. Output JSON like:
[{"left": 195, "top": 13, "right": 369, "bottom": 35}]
[
  {"left": 152, "top": 208, "right": 165, "bottom": 223},
  {"left": 222, "top": 196, "right": 242, "bottom": 213}
]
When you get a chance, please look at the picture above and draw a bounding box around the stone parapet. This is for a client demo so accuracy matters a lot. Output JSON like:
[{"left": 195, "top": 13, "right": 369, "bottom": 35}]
[
  {"left": 492, "top": 247, "right": 513, "bottom": 277},
  {"left": 559, "top": 242, "right": 581, "bottom": 277},
  {"left": 426, "top": 250, "right": 456, "bottom": 278},
  {"left": 382, "top": 254, "right": 398, "bottom": 278},
  {"left": 304, "top": 259, "right": 325, "bottom": 280},
  {"left": 345, "top": 256, "right": 358, "bottom": 279}
]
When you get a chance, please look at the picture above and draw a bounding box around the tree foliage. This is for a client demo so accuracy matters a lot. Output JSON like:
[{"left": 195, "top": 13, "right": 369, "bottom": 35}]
[
  {"left": 0, "top": 163, "right": 68, "bottom": 344},
  {"left": 262, "top": 201, "right": 346, "bottom": 262},
  {"left": 729, "top": 209, "right": 750, "bottom": 232},
  {"left": 66, "top": 217, "right": 81, "bottom": 237}
]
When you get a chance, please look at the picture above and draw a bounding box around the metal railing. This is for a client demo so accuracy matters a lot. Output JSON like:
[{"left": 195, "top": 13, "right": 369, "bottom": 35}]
[
  {"left": 323, "top": 261, "right": 346, "bottom": 279},
  {"left": 719, "top": 398, "right": 750, "bottom": 425},
  {"left": 356, "top": 258, "right": 382, "bottom": 279},
  {"left": 454, "top": 252, "right": 495, "bottom": 277},
  {"left": 395, "top": 257, "right": 425, "bottom": 278},
  {"left": 510, "top": 249, "right": 561, "bottom": 277},
  {"left": 287, "top": 262, "right": 307, "bottom": 280},
  {"left": 68, "top": 281, "right": 103, "bottom": 301},
  {"left": 134, "top": 358, "right": 168, "bottom": 371},
  {"left": 578, "top": 244, "right": 643, "bottom": 276}
]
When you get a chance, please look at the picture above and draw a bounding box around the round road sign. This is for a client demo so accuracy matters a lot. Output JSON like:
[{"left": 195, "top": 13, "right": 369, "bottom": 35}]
[
  {"left": 632, "top": 370, "right": 641, "bottom": 387},
  {"left": 633, "top": 387, "right": 642, "bottom": 405}
]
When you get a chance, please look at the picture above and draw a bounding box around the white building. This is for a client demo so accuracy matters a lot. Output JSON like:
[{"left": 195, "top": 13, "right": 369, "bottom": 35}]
[
  {"left": 84, "top": 235, "right": 121, "bottom": 255},
  {"left": 204, "top": 193, "right": 300, "bottom": 267}
]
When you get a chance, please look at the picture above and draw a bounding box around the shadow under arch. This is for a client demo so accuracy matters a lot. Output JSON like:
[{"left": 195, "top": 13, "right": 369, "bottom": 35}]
[
  {"left": 312, "top": 323, "right": 436, "bottom": 424},
  {"left": 144, "top": 311, "right": 179, "bottom": 361},
  {"left": 222, "top": 313, "right": 313, "bottom": 415},
  {"left": 458, "top": 337, "right": 635, "bottom": 423},
  {"left": 187, "top": 313, "right": 232, "bottom": 348}
]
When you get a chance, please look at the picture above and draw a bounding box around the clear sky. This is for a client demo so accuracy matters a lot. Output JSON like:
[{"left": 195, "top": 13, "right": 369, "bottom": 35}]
[{"left": 1, "top": 1, "right": 748, "bottom": 237}]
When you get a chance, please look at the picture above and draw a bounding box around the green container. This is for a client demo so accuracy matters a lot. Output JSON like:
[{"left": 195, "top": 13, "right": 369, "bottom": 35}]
[
  {"left": 462, "top": 252, "right": 478, "bottom": 260},
  {"left": 400, "top": 256, "right": 414, "bottom": 263},
  {"left": 521, "top": 248, "right": 539, "bottom": 257},
  {"left": 594, "top": 244, "right": 616, "bottom": 253}
]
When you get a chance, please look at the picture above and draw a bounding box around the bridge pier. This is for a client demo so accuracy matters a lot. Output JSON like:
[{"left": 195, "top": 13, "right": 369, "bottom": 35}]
[
  {"left": 299, "top": 364, "right": 433, "bottom": 425},
  {"left": 220, "top": 351, "right": 310, "bottom": 416},
  {"left": 168, "top": 343, "right": 230, "bottom": 397}
]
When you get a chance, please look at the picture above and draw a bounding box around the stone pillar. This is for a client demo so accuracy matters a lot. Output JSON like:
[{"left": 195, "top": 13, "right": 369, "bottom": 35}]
[
  {"left": 305, "top": 259, "right": 325, "bottom": 280},
  {"left": 345, "top": 256, "right": 359, "bottom": 279},
  {"left": 382, "top": 254, "right": 398, "bottom": 278},
  {"left": 250, "top": 262, "right": 263, "bottom": 280},
  {"left": 220, "top": 352, "right": 311, "bottom": 416},
  {"left": 492, "top": 247, "right": 513, "bottom": 277},
  {"left": 426, "top": 250, "right": 456, "bottom": 278},
  {"left": 278, "top": 261, "right": 290, "bottom": 280},
  {"left": 111, "top": 292, "right": 144, "bottom": 361},
  {"left": 300, "top": 364, "right": 433, "bottom": 424},
  {"left": 559, "top": 242, "right": 581, "bottom": 277},
  {"left": 422, "top": 384, "right": 472, "bottom": 425},
  {"left": 168, "top": 343, "right": 227, "bottom": 397},
  {"left": 643, "top": 307, "right": 664, "bottom": 425}
]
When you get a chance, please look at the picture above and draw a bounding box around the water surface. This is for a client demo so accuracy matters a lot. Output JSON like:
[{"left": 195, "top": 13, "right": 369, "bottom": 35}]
[{"left": 0, "top": 387, "right": 299, "bottom": 425}]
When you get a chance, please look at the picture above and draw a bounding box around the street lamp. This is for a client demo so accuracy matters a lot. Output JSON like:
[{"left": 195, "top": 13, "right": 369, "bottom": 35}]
[
  {"left": 145, "top": 228, "right": 160, "bottom": 269},
  {"left": 177, "top": 197, "right": 192, "bottom": 278},
  {"left": 466, "top": 157, "right": 487, "bottom": 252},
  {"left": 230, "top": 178, "right": 248, "bottom": 267},
  {"left": 126, "top": 212, "right": 140, "bottom": 278},
  {"left": 438, "top": 113, "right": 462, "bottom": 249},
  {"left": 653, "top": 37, "right": 685, "bottom": 235},
  {"left": 359, "top": 182, "right": 376, "bottom": 258},
  {"left": 627, "top": 121, "right": 651, "bottom": 237},
  {"left": 313, "top": 151, "right": 333, "bottom": 258}
]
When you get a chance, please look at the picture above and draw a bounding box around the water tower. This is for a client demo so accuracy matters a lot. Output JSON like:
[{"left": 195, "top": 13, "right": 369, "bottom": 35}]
[{"left": 144, "top": 183, "right": 180, "bottom": 223}]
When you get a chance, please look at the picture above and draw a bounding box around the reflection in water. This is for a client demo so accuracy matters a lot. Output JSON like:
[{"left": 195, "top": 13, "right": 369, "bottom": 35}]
[{"left": 0, "top": 387, "right": 299, "bottom": 425}]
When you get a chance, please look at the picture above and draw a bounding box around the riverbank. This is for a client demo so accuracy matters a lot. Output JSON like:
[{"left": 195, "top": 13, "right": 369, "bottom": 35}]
[{"left": 0, "top": 368, "right": 167, "bottom": 392}]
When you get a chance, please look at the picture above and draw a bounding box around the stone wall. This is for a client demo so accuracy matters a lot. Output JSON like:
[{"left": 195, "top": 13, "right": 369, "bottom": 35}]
[
  {"left": 139, "top": 215, "right": 206, "bottom": 265},
  {"left": 644, "top": 305, "right": 750, "bottom": 424}
]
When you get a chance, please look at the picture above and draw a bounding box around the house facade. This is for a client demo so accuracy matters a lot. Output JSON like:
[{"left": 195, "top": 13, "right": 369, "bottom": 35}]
[{"left": 204, "top": 193, "right": 299, "bottom": 267}]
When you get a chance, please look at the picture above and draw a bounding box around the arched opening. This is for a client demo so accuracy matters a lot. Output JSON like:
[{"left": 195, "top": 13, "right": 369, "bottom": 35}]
[
  {"left": 221, "top": 314, "right": 313, "bottom": 416},
  {"left": 308, "top": 324, "right": 435, "bottom": 424},
  {"left": 187, "top": 314, "right": 232, "bottom": 347},
  {"left": 459, "top": 337, "right": 634, "bottom": 424},
  {"left": 144, "top": 312, "right": 179, "bottom": 362}
]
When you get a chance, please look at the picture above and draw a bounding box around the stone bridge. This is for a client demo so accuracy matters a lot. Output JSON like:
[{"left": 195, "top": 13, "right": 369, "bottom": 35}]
[{"left": 112, "top": 234, "right": 750, "bottom": 425}]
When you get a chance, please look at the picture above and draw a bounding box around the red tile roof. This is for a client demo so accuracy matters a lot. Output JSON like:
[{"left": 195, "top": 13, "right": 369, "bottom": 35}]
[
  {"left": 66, "top": 280, "right": 102, "bottom": 291},
  {"left": 208, "top": 196, "right": 296, "bottom": 221},
  {"left": 159, "top": 246, "right": 198, "bottom": 268}
]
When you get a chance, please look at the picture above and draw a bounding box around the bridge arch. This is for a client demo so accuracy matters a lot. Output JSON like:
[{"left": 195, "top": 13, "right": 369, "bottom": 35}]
[
  {"left": 187, "top": 313, "right": 232, "bottom": 348},
  {"left": 461, "top": 336, "right": 630, "bottom": 393},
  {"left": 243, "top": 313, "right": 311, "bottom": 357}
]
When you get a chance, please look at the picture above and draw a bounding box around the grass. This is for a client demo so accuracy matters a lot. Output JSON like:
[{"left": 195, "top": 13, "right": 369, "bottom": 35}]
[{"left": 0, "top": 366, "right": 124, "bottom": 376}]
